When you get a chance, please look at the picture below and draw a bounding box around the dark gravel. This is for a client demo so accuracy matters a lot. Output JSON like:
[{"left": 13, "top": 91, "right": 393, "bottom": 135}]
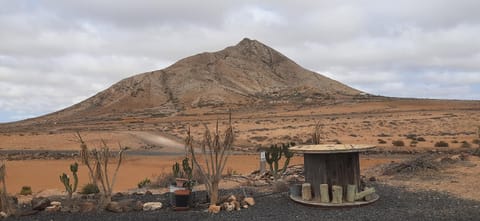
[{"left": 7, "top": 184, "right": 480, "bottom": 221}]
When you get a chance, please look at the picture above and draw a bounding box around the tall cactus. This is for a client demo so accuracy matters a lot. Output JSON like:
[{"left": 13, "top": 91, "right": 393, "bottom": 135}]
[
  {"left": 172, "top": 162, "right": 181, "bottom": 178},
  {"left": 60, "top": 162, "right": 79, "bottom": 200},
  {"left": 265, "top": 144, "right": 283, "bottom": 180},
  {"left": 266, "top": 143, "right": 296, "bottom": 181},
  {"left": 281, "top": 142, "right": 295, "bottom": 174},
  {"left": 182, "top": 157, "right": 193, "bottom": 179}
]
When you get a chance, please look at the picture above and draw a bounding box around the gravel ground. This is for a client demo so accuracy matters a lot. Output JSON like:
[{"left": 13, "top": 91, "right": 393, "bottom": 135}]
[{"left": 7, "top": 183, "right": 480, "bottom": 221}]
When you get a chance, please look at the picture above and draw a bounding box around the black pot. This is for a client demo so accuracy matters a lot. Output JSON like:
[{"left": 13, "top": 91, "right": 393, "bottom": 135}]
[{"left": 174, "top": 189, "right": 191, "bottom": 210}]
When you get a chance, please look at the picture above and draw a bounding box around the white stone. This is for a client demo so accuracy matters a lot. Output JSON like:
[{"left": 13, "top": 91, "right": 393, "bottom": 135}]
[
  {"left": 143, "top": 202, "right": 163, "bottom": 211},
  {"left": 50, "top": 201, "right": 62, "bottom": 207},
  {"left": 45, "top": 205, "right": 61, "bottom": 212}
]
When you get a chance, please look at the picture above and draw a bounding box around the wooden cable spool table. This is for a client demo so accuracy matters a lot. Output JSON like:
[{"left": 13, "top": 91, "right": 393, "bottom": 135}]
[{"left": 289, "top": 144, "right": 379, "bottom": 207}]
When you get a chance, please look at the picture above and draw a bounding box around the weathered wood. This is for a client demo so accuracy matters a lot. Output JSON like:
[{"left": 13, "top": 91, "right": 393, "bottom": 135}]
[
  {"left": 302, "top": 183, "right": 312, "bottom": 201},
  {"left": 320, "top": 184, "right": 330, "bottom": 203},
  {"left": 355, "top": 187, "right": 375, "bottom": 201},
  {"left": 331, "top": 185, "right": 343, "bottom": 204},
  {"left": 304, "top": 153, "right": 361, "bottom": 201},
  {"left": 346, "top": 184, "right": 357, "bottom": 202}
]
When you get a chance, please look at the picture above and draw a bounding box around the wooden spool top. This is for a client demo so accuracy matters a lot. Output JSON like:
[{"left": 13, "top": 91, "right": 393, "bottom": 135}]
[{"left": 289, "top": 144, "right": 375, "bottom": 154}]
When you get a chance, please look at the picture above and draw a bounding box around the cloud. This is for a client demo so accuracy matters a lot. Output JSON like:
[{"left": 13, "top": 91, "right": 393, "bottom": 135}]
[{"left": 0, "top": 0, "right": 479, "bottom": 122}]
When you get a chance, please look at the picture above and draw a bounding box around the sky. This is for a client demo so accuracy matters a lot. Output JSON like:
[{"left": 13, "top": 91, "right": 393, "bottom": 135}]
[{"left": 1, "top": 0, "right": 480, "bottom": 123}]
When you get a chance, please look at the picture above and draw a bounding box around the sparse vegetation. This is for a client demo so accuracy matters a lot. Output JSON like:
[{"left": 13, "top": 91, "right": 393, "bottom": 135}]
[
  {"left": 137, "top": 178, "right": 151, "bottom": 188},
  {"left": 75, "top": 132, "right": 128, "bottom": 208},
  {"left": 59, "top": 162, "right": 79, "bottom": 200},
  {"left": 80, "top": 183, "right": 100, "bottom": 194},
  {"left": 187, "top": 115, "right": 234, "bottom": 206},
  {"left": 377, "top": 139, "right": 387, "bottom": 144},
  {"left": 461, "top": 141, "right": 471, "bottom": 148},
  {"left": 434, "top": 141, "right": 449, "bottom": 148},
  {"left": 416, "top": 137, "right": 426, "bottom": 142},
  {"left": 312, "top": 121, "right": 322, "bottom": 144},
  {"left": 0, "top": 161, "right": 12, "bottom": 215},
  {"left": 392, "top": 140, "right": 405, "bottom": 147},
  {"left": 152, "top": 172, "right": 175, "bottom": 188},
  {"left": 20, "top": 186, "right": 32, "bottom": 195},
  {"left": 265, "top": 143, "right": 294, "bottom": 181}
]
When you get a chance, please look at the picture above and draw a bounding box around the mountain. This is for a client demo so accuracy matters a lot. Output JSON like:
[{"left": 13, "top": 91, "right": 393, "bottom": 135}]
[{"left": 15, "top": 38, "right": 365, "bottom": 123}]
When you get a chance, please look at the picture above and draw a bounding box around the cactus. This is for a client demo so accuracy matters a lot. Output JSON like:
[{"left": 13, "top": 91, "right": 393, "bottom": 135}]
[
  {"left": 281, "top": 142, "right": 295, "bottom": 173},
  {"left": 60, "top": 162, "right": 79, "bottom": 199},
  {"left": 172, "top": 162, "right": 181, "bottom": 178},
  {"left": 182, "top": 157, "right": 196, "bottom": 190},
  {"left": 265, "top": 144, "right": 283, "bottom": 180},
  {"left": 182, "top": 157, "right": 193, "bottom": 179},
  {"left": 266, "top": 143, "right": 296, "bottom": 180}
]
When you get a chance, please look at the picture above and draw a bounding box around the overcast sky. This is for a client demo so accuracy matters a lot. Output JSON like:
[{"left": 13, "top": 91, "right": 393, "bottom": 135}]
[{"left": 1, "top": 1, "right": 480, "bottom": 123}]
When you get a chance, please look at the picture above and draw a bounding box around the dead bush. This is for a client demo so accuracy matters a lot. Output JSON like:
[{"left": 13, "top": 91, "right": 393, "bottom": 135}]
[
  {"left": 434, "top": 141, "right": 449, "bottom": 148},
  {"left": 392, "top": 140, "right": 405, "bottom": 147},
  {"left": 383, "top": 155, "right": 441, "bottom": 176}
]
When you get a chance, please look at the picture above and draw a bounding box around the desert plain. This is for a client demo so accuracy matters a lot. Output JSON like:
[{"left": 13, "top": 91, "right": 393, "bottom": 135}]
[{"left": 1, "top": 98, "right": 479, "bottom": 202}]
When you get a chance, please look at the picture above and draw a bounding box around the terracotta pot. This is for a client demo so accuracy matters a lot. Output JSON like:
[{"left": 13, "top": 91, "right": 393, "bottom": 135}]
[{"left": 175, "top": 178, "right": 188, "bottom": 187}]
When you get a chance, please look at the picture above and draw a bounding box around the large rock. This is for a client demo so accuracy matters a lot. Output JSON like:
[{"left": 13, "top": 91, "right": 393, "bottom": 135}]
[
  {"left": 143, "top": 202, "right": 162, "bottom": 211},
  {"left": 32, "top": 197, "right": 51, "bottom": 211}
]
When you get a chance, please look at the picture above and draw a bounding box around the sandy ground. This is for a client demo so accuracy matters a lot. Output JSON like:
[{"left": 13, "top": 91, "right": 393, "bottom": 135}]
[{"left": 5, "top": 154, "right": 394, "bottom": 196}]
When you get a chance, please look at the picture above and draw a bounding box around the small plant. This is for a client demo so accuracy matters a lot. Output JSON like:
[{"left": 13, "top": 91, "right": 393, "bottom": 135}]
[
  {"left": 59, "top": 162, "right": 78, "bottom": 200},
  {"left": 410, "top": 140, "right": 418, "bottom": 147},
  {"left": 20, "top": 186, "right": 32, "bottom": 195},
  {"left": 172, "top": 162, "right": 182, "bottom": 179},
  {"left": 377, "top": 139, "right": 387, "bottom": 144},
  {"left": 153, "top": 172, "right": 176, "bottom": 188},
  {"left": 434, "top": 141, "right": 449, "bottom": 148},
  {"left": 416, "top": 137, "right": 426, "bottom": 142},
  {"left": 392, "top": 140, "right": 405, "bottom": 147},
  {"left": 461, "top": 141, "right": 471, "bottom": 148},
  {"left": 80, "top": 183, "right": 100, "bottom": 194},
  {"left": 137, "top": 178, "right": 151, "bottom": 188},
  {"left": 312, "top": 121, "right": 322, "bottom": 144}
]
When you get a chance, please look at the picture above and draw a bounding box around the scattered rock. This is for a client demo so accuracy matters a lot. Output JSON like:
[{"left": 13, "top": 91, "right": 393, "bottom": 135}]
[
  {"left": 0, "top": 211, "right": 7, "bottom": 218},
  {"left": 78, "top": 202, "right": 96, "bottom": 213},
  {"left": 118, "top": 199, "right": 143, "bottom": 212},
  {"left": 223, "top": 202, "right": 234, "bottom": 212},
  {"left": 32, "top": 197, "right": 51, "bottom": 211},
  {"left": 227, "top": 195, "right": 237, "bottom": 202},
  {"left": 45, "top": 205, "right": 61, "bottom": 212},
  {"left": 244, "top": 197, "right": 255, "bottom": 206},
  {"left": 253, "top": 180, "right": 268, "bottom": 187},
  {"left": 143, "top": 202, "right": 162, "bottom": 211},
  {"left": 369, "top": 176, "right": 377, "bottom": 182},
  {"left": 106, "top": 202, "right": 123, "bottom": 213},
  {"left": 50, "top": 201, "right": 62, "bottom": 207},
  {"left": 229, "top": 201, "right": 239, "bottom": 211},
  {"left": 208, "top": 205, "right": 221, "bottom": 214}
]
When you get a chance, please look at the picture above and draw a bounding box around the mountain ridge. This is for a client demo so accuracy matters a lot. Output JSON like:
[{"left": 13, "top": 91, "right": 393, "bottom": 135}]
[{"left": 7, "top": 38, "right": 365, "bottom": 124}]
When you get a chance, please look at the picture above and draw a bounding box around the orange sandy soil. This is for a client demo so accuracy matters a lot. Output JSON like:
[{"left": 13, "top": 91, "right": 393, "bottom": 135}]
[{"left": 6, "top": 155, "right": 391, "bottom": 195}]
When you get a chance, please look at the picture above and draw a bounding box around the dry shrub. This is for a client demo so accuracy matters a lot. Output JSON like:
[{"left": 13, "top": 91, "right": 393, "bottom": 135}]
[
  {"left": 392, "top": 140, "right": 405, "bottom": 147},
  {"left": 383, "top": 155, "right": 440, "bottom": 176},
  {"left": 434, "top": 141, "right": 449, "bottom": 148},
  {"left": 151, "top": 172, "right": 175, "bottom": 188}
]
